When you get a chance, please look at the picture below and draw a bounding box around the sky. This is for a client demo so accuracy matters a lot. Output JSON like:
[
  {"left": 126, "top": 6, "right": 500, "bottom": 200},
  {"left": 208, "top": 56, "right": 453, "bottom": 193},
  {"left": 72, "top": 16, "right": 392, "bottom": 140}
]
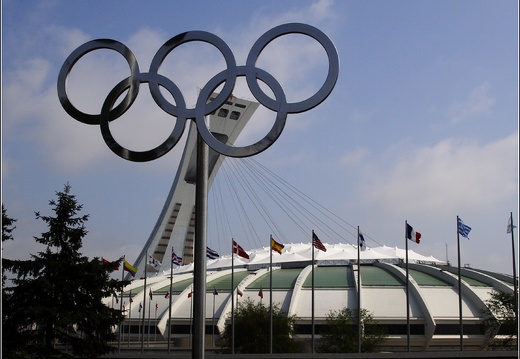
[{"left": 1, "top": 0, "right": 518, "bottom": 276}]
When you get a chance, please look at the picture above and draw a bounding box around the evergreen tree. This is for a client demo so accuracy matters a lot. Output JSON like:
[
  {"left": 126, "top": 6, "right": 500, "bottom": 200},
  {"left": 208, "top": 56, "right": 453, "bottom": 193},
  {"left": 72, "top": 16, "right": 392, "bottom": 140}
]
[
  {"left": 2, "top": 184, "right": 126, "bottom": 358},
  {"left": 2, "top": 204, "right": 17, "bottom": 286},
  {"left": 316, "top": 307, "right": 387, "bottom": 353},
  {"left": 220, "top": 299, "right": 298, "bottom": 353}
]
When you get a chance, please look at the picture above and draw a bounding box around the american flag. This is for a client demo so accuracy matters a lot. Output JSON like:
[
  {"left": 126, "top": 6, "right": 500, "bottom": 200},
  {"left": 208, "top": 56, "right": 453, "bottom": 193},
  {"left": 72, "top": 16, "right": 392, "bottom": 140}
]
[{"left": 312, "top": 232, "right": 327, "bottom": 252}]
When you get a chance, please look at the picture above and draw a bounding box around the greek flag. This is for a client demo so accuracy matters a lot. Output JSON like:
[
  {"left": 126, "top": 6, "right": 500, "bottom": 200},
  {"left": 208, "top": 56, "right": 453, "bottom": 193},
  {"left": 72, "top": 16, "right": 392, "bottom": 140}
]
[
  {"left": 458, "top": 217, "right": 471, "bottom": 239},
  {"left": 206, "top": 246, "right": 219, "bottom": 260}
]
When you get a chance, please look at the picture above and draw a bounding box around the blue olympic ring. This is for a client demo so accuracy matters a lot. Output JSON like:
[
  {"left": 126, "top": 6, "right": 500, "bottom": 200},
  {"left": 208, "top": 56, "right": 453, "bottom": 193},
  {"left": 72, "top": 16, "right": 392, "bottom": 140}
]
[{"left": 57, "top": 23, "right": 339, "bottom": 161}]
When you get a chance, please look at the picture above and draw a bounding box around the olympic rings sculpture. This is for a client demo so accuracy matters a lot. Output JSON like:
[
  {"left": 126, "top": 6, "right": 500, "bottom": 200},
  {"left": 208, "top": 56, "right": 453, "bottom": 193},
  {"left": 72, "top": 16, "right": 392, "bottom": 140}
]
[{"left": 57, "top": 23, "right": 339, "bottom": 161}]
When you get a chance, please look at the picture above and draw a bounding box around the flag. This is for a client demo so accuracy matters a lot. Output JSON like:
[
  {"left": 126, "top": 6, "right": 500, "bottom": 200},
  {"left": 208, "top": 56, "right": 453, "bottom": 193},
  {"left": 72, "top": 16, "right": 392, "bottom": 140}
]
[
  {"left": 507, "top": 216, "right": 517, "bottom": 234},
  {"left": 149, "top": 289, "right": 153, "bottom": 301},
  {"left": 213, "top": 287, "right": 218, "bottom": 295},
  {"left": 172, "top": 251, "right": 183, "bottom": 266},
  {"left": 458, "top": 217, "right": 471, "bottom": 238},
  {"left": 164, "top": 291, "right": 169, "bottom": 299},
  {"left": 114, "top": 294, "right": 119, "bottom": 304},
  {"left": 258, "top": 288, "right": 263, "bottom": 299},
  {"left": 406, "top": 223, "right": 421, "bottom": 244},
  {"left": 312, "top": 232, "right": 327, "bottom": 252},
  {"left": 123, "top": 258, "right": 137, "bottom": 277},
  {"left": 206, "top": 246, "right": 220, "bottom": 260},
  {"left": 359, "top": 233, "right": 366, "bottom": 248},
  {"left": 237, "top": 288, "right": 243, "bottom": 297},
  {"left": 233, "top": 240, "right": 250, "bottom": 259},
  {"left": 102, "top": 258, "right": 120, "bottom": 270},
  {"left": 129, "top": 291, "right": 133, "bottom": 303},
  {"left": 188, "top": 291, "right": 192, "bottom": 298},
  {"left": 271, "top": 237, "right": 285, "bottom": 254},
  {"left": 155, "top": 302, "right": 158, "bottom": 311},
  {"left": 148, "top": 255, "right": 162, "bottom": 270},
  {"left": 139, "top": 302, "right": 142, "bottom": 312}
]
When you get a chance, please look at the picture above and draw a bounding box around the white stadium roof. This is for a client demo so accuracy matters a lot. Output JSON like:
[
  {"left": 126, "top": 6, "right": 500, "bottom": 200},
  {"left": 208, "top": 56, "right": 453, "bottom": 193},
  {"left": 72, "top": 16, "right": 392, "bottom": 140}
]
[{"left": 112, "top": 243, "right": 514, "bottom": 351}]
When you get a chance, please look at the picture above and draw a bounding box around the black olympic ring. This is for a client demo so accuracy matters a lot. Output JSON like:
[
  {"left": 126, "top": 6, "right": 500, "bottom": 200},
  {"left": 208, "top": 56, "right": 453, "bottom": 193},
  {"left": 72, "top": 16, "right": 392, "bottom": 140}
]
[{"left": 57, "top": 23, "right": 339, "bottom": 161}]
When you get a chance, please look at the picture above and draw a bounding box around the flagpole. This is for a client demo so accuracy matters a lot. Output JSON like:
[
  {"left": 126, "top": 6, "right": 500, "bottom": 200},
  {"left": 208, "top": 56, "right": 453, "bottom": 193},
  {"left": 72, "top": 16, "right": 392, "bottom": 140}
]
[
  {"left": 212, "top": 288, "right": 216, "bottom": 348},
  {"left": 119, "top": 256, "right": 125, "bottom": 352},
  {"left": 168, "top": 248, "right": 174, "bottom": 354},
  {"left": 128, "top": 292, "right": 132, "bottom": 347},
  {"left": 509, "top": 212, "right": 518, "bottom": 349},
  {"left": 141, "top": 251, "right": 148, "bottom": 354},
  {"left": 357, "top": 226, "right": 361, "bottom": 354},
  {"left": 190, "top": 290, "right": 193, "bottom": 349},
  {"left": 457, "top": 216, "right": 463, "bottom": 351},
  {"left": 311, "top": 230, "right": 315, "bottom": 354},
  {"left": 269, "top": 235, "right": 273, "bottom": 354},
  {"left": 138, "top": 302, "right": 142, "bottom": 344},
  {"left": 405, "top": 221, "right": 410, "bottom": 352},
  {"left": 231, "top": 239, "right": 235, "bottom": 355},
  {"left": 148, "top": 289, "right": 151, "bottom": 347}
]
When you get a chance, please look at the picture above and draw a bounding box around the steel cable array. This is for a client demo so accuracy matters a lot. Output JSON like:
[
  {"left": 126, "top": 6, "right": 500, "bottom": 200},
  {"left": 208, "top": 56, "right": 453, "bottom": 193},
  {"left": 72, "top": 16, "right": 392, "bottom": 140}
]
[{"left": 208, "top": 157, "right": 384, "bottom": 254}]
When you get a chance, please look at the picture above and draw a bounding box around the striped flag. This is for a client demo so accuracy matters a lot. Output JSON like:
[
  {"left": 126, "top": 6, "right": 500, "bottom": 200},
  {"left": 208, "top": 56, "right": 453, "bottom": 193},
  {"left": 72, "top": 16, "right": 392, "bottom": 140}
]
[
  {"left": 406, "top": 223, "right": 421, "bottom": 244},
  {"left": 206, "top": 247, "right": 220, "bottom": 260},
  {"left": 312, "top": 232, "right": 327, "bottom": 252},
  {"left": 271, "top": 237, "right": 285, "bottom": 254},
  {"left": 123, "top": 258, "right": 137, "bottom": 277},
  {"left": 458, "top": 217, "right": 471, "bottom": 238},
  {"left": 172, "top": 251, "right": 183, "bottom": 266}
]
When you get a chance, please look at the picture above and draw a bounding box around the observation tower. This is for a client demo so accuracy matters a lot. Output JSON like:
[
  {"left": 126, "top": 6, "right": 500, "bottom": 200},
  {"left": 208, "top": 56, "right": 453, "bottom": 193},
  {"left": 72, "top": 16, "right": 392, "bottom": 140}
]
[{"left": 131, "top": 95, "right": 259, "bottom": 279}]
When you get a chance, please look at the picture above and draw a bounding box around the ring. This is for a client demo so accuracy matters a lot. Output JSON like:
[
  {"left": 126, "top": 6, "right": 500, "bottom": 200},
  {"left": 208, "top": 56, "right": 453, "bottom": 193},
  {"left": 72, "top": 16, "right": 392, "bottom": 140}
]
[
  {"left": 57, "top": 23, "right": 339, "bottom": 160},
  {"left": 195, "top": 66, "right": 288, "bottom": 158},
  {"left": 100, "top": 73, "right": 187, "bottom": 162},
  {"left": 57, "top": 39, "right": 140, "bottom": 125}
]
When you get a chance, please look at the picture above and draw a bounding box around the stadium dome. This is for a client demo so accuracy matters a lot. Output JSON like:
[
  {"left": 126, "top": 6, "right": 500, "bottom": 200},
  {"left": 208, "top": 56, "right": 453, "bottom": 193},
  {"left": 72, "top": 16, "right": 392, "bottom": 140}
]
[{"left": 110, "top": 243, "right": 515, "bottom": 351}]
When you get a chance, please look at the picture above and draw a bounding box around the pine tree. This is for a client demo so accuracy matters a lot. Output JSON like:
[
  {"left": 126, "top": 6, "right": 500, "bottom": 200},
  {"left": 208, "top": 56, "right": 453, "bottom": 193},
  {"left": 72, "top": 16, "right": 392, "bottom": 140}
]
[
  {"left": 3, "top": 184, "right": 126, "bottom": 358},
  {"left": 2, "top": 204, "right": 17, "bottom": 286}
]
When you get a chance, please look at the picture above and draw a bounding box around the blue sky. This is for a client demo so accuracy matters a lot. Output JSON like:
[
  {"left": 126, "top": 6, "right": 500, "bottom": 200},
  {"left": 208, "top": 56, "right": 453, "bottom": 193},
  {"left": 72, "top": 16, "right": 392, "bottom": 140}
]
[{"left": 2, "top": 0, "right": 518, "bottom": 275}]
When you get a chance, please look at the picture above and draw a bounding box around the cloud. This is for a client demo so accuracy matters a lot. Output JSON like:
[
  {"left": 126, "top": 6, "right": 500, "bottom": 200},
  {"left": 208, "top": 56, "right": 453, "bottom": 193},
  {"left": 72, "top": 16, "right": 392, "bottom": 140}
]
[
  {"left": 340, "top": 148, "right": 369, "bottom": 166},
  {"left": 362, "top": 133, "right": 517, "bottom": 216},
  {"left": 447, "top": 84, "right": 495, "bottom": 124}
]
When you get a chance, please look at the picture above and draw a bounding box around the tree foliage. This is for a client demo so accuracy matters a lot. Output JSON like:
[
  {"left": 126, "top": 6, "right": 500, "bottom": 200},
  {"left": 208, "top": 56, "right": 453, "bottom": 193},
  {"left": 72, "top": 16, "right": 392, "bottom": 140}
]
[
  {"left": 482, "top": 290, "right": 518, "bottom": 349},
  {"left": 2, "top": 204, "right": 17, "bottom": 286},
  {"left": 317, "top": 307, "right": 387, "bottom": 353},
  {"left": 2, "top": 184, "right": 126, "bottom": 358},
  {"left": 220, "top": 299, "right": 298, "bottom": 353}
]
